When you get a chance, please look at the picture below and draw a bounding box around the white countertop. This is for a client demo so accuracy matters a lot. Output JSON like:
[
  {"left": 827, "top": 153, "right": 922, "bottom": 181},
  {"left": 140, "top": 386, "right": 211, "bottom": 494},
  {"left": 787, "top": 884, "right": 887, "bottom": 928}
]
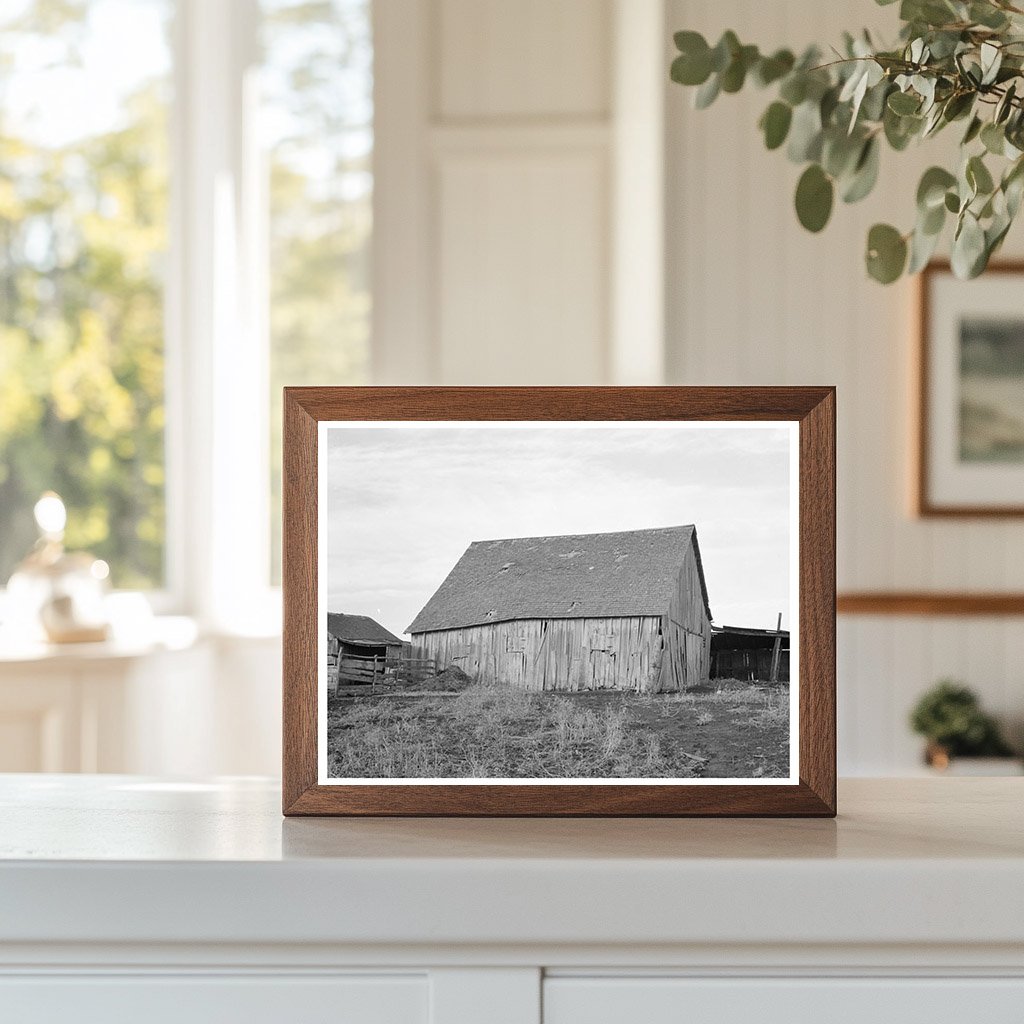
[{"left": 1, "top": 775, "right": 1022, "bottom": 952}]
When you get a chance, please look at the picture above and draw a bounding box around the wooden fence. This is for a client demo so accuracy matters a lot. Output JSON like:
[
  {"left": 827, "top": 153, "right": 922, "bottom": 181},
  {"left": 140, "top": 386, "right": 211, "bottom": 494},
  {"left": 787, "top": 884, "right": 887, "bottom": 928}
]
[{"left": 328, "top": 654, "right": 438, "bottom": 695}]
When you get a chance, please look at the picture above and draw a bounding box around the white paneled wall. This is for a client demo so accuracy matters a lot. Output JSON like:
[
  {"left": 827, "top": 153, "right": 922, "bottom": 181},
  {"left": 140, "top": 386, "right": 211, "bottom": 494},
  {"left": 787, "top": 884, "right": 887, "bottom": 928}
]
[
  {"left": 666, "top": 0, "right": 1024, "bottom": 773},
  {"left": 437, "top": 0, "right": 610, "bottom": 119},
  {"left": 375, "top": 0, "right": 625, "bottom": 385},
  {"left": 436, "top": 142, "right": 609, "bottom": 383}
]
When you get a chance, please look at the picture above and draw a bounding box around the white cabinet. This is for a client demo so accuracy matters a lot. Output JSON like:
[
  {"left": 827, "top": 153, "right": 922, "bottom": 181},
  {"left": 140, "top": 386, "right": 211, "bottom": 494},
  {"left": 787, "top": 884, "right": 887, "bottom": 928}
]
[
  {"left": 1, "top": 777, "right": 1022, "bottom": 1023},
  {"left": 0, "top": 975, "right": 428, "bottom": 1024},
  {"left": 544, "top": 977, "right": 1024, "bottom": 1024}
]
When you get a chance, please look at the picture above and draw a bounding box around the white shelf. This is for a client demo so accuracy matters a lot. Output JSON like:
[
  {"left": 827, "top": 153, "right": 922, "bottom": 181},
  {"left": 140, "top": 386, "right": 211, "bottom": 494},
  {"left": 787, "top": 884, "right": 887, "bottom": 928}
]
[{"left": 1, "top": 776, "right": 1022, "bottom": 952}]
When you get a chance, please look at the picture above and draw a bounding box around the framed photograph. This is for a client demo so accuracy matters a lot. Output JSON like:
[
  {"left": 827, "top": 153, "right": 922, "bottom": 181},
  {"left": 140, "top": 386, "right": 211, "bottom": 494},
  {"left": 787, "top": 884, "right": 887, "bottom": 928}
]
[
  {"left": 918, "top": 261, "right": 1024, "bottom": 516},
  {"left": 283, "top": 387, "right": 835, "bottom": 816}
]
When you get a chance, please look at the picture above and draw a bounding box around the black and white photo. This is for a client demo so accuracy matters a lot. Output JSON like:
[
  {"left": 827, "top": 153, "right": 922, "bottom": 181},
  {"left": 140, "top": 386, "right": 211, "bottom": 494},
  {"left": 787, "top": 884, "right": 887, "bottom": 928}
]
[{"left": 317, "top": 421, "right": 798, "bottom": 784}]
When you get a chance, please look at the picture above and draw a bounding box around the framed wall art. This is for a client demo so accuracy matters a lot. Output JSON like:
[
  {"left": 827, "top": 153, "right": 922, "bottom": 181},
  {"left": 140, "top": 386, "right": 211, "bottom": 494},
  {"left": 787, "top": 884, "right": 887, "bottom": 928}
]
[
  {"left": 282, "top": 387, "right": 836, "bottom": 816},
  {"left": 918, "top": 261, "right": 1024, "bottom": 517}
]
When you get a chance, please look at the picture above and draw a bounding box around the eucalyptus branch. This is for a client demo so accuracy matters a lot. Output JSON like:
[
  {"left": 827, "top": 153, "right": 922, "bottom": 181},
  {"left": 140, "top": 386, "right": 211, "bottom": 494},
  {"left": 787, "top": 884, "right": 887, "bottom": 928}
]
[{"left": 670, "top": 0, "right": 1024, "bottom": 283}]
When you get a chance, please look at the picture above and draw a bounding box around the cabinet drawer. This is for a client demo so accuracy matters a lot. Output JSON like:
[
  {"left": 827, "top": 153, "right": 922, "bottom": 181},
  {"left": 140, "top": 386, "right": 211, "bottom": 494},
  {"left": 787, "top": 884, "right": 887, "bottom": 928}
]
[
  {"left": 0, "top": 974, "right": 427, "bottom": 1024},
  {"left": 544, "top": 977, "right": 1024, "bottom": 1024}
]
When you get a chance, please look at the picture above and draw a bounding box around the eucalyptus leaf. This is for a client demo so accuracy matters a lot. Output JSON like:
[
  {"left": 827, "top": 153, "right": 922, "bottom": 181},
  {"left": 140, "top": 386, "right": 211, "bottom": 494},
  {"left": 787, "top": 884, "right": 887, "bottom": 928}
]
[
  {"left": 927, "top": 30, "right": 963, "bottom": 60},
  {"left": 922, "top": 105, "right": 944, "bottom": 137},
  {"left": 888, "top": 90, "right": 921, "bottom": 115},
  {"left": 884, "top": 106, "right": 922, "bottom": 150},
  {"left": 970, "top": 2, "right": 1009, "bottom": 29},
  {"left": 1004, "top": 158, "right": 1024, "bottom": 216},
  {"left": 962, "top": 115, "right": 983, "bottom": 145},
  {"left": 921, "top": 200, "right": 946, "bottom": 235},
  {"left": 779, "top": 73, "right": 808, "bottom": 107},
  {"left": 820, "top": 85, "right": 841, "bottom": 126},
  {"left": 967, "top": 154, "right": 995, "bottom": 195},
  {"left": 760, "top": 102, "right": 793, "bottom": 150},
  {"left": 787, "top": 101, "right": 823, "bottom": 162},
  {"left": 710, "top": 31, "right": 740, "bottom": 73},
  {"left": 942, "top": 91, "right": 974, "bottom": 122},
  {"left": 822, "top": 129, "right": 863, "bottom": 178},
  {"left": 842, "top": 137, "right": 881, "bottom": 203},
  {"left": 671, "top": 51, "right": 712, "bottom": 87},
  {"left": 861, "top": 79, "right": 892, "bottom": 122},
  {"left": 795, "top": 164, "right": 834, "bottom": 232},
  {"left": 721, "top": 44, "right": 758, "bottom": 92},
  {"left": 917, "top": 166, "right": 957, "bottom": 210},
  {"left": 913, "top": 75, "right": 937, "bottom": 111},
  {"left": 866, "top": 223, "right": 908, "bottom": 283},
  {"left": 694, "top": 73, "right": 721, "bottom": 109},
  {"left": 908, "top": 222, "right": 942, "bottom": 273},
  {"left": 754, "top": 49, "right": 795, "bottom": 87},
  {"left": 1006, "top": 173, "right": 1024, "bottom": 218},
  {"left": 951, "top": 212, "right": 987, "bottom": 278},
  {"left": 903, "top": 0, "right": 958, "bottom": 28},
  {"left": 996, "top": 82, "right": 1017, "bottom": 124},
  {"left": 980, "top": 42, "right": 1002, "bottom": 85},
  {"left": 958, "top": 160, "right": 978, "bottom": 207},
  {"left": 980, "top": 42, "right": 1002, "bottom": 86},
  {"left": 981, "top": 121, "right": 1006, "bottom": 155}
]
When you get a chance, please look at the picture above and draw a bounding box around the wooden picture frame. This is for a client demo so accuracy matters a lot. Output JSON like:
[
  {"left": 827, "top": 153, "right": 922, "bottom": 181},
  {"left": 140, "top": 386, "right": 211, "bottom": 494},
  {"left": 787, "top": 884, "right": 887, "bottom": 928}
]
[
  {"left": 917, "top": 260, "right": 1024, "bottom": 517},
  {"left": 283, "top": 387, "right": 836, "bottom": 817}
]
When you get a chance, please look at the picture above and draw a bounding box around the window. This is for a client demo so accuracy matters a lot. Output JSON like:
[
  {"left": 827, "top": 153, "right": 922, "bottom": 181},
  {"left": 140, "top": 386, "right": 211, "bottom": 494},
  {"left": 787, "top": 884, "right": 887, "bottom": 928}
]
[
  {"left": 262, "top": 0, "right": 372, "bottom": 581},
  {"left": 0, "top": 0, "right": 374, "bottom": 615},
  {"left": 0, "top": 0, "right": 172, "bottom": 589}
]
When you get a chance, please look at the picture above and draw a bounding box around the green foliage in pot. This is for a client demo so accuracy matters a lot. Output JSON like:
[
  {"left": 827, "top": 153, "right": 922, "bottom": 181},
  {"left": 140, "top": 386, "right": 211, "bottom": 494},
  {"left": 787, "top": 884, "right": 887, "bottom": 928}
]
[
  {"left": 909, "top": 679, "right": 1015, "bottom": 756},
  {"left": 670, "top": 0, "right": 1024, "bottom": 283}
]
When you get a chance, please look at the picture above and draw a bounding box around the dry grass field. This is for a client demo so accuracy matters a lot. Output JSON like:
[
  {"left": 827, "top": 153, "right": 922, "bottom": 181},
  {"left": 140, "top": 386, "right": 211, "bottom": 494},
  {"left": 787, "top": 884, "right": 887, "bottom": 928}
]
[{"left": 326, "top": 679, "right": 789, "bottom": 780}]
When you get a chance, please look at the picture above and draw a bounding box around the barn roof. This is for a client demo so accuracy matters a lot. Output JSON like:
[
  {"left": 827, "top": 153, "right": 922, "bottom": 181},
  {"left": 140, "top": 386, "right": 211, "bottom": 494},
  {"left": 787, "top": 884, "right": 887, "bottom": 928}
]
[
  {"left": 713, "top": 624, "right": 790, "bottom": 638},
  {"left": 712, "top": 624, "right": 789, "bottom": 651},
  {"left": 407, "top": 526, "right": 711, "bottom": 633},
  {"left": 326, "top": 612, "right": 403, "bottom": 646}
]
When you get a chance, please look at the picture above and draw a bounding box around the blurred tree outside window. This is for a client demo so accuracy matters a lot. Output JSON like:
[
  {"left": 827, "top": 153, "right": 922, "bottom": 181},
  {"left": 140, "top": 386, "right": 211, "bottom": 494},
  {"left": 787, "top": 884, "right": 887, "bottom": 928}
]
[
  {"left": 0, "top": 0, "right": 172, "bottom": 589},
  {"left": 0, "top": 0, "right": 372, "bottom": 598},
  {"left": 262, "top": 0, "right": 372, "bottom": 583}
]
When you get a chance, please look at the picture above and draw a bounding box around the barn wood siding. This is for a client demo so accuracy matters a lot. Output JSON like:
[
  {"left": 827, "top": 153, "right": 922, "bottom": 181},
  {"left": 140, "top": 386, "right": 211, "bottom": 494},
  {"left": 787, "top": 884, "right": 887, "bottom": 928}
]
[
  {"left": 712, "top": 646, "right": 790, "bottom": 683},
  {"left": 662, "top": 541, "right": 712, "bottom": 690},
  {"left": 412, "top": 616, "right": 667, "bottom": 692}
]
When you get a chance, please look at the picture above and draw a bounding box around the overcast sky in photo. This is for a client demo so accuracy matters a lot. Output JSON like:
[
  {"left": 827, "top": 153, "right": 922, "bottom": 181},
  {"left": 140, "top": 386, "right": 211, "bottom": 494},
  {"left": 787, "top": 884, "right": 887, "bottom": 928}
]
[{"left": 325, "top": 424, "right": 794, "bottom": 638}]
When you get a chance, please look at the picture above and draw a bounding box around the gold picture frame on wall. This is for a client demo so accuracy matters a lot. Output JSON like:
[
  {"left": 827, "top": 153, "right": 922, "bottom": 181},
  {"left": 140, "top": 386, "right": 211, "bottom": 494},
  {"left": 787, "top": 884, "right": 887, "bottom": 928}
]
[{"left": 917, "top": 261, "right": 1024, "bottom": 518}]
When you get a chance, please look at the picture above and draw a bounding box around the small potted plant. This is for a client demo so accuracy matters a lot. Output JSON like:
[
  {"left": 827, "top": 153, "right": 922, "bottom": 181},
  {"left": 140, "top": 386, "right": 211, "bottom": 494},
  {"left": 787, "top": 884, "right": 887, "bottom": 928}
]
[{"left": 909, "top": 680, "right": 1020, "bottom": 774}]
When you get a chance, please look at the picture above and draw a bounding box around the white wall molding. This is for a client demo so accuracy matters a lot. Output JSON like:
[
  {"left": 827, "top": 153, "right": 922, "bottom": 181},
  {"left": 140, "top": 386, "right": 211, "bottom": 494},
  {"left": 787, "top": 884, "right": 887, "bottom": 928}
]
[
  {"left": 430, "top": 123, "right": 611, "bottom": 155},
  {"left": 372, "top": 0, "right": 438, "bottom": 385},
  {"left": 610, "top": 0, "right": 666, "bottom": 385}
]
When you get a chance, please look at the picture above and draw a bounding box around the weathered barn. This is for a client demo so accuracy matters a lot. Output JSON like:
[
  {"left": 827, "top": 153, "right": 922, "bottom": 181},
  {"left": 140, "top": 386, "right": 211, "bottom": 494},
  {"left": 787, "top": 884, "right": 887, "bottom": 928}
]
[
  {"left": 710, "top": 625, "right": 790, "bottom": 683},
  {"left": 326, "top": 612, "right": 404, "bottom": 665},
  {"left": 406, "top": 526, "right": 712, "bottom": 692}
]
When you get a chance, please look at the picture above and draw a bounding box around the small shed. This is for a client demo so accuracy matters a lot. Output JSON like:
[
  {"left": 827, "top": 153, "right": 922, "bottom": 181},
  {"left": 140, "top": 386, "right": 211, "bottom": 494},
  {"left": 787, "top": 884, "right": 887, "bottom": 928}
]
[
  {"left": 326, "top": 612, "right": 404, "bottom": 673},
  {"left": 407, "top": 525, "right": 712, "bottom": 692},
  {"left": 710, "top": 625, "right": 790, "bottom": 683}
]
